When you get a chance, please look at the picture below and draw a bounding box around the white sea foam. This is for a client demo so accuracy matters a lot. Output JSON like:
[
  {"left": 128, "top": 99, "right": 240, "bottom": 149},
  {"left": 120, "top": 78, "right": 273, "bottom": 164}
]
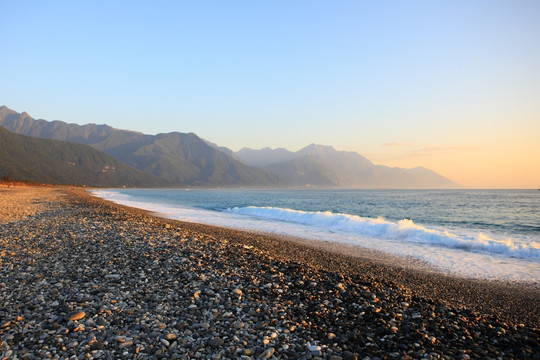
[
  {"left": 90, "top": 190, "right": 540, "bottom": 284},
  {"left": 225, "top": 206, "right": 540, "bottom": 260}
]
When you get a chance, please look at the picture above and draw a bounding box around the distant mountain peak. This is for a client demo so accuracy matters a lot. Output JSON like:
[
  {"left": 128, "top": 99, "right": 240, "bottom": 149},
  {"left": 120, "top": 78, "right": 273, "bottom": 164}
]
[
  {"left": 306, "top": 143, "right": 334, "bottom": 150},
  {"left": 237, "top": 142, "right": 458, "bottom": 189},
  {"left": 0, "top": 105, "right": 16, "bottom": 116},
  {"left": 298, "top": 143, "right": 336, "bottom": 155}
]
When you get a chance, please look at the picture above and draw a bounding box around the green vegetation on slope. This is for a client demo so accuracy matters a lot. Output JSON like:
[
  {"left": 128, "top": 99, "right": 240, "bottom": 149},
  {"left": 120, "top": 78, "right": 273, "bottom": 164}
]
[{"left": 0, "top": 126, "right": 169, "bottom": 187}]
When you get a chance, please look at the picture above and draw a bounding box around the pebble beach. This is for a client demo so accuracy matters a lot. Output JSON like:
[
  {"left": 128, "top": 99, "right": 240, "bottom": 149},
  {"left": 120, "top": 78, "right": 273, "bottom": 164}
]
[{"left": 1, "top": 185, "right": 538, "bottom": 360}]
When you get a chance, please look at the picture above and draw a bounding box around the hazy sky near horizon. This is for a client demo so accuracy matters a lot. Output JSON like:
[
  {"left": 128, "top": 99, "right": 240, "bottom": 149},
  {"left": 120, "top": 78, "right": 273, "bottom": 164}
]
[{"left": 2, "top": 1, "right": 539, "bottom": 188}]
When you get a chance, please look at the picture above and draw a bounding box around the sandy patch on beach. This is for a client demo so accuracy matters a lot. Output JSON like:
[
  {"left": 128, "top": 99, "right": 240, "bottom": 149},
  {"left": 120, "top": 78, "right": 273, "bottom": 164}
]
[{"left": 0, "top": 185, "right": 60, "bottom": 224}]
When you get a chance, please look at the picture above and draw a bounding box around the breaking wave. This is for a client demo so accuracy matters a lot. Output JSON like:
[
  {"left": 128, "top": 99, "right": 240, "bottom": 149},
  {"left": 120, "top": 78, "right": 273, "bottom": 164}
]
[{"left": 225, "top": 206, "right": 540, "bottom": 260}]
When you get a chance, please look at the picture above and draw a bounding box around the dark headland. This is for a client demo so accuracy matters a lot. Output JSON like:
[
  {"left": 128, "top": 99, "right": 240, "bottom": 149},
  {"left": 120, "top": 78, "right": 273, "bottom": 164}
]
[{"left": 1, "top": 185, "right": 538, "bottom": 360}]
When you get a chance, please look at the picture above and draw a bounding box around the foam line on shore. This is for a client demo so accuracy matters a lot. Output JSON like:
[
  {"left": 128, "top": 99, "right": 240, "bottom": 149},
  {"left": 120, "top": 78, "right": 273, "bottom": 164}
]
[
  {"left": 90, "top": 189, "right": 540, "bottom": 284},
  {"left": 225, "top": 206, "right": 540, "bottom": 260}
]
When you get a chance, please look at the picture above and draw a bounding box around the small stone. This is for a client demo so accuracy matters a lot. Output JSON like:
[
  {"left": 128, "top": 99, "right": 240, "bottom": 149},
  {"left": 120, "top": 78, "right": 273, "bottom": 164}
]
[
  {"left": 67, "top": 311, "right": 86, "bottom": 321},
  {"left": 243, "top": 348, "right": 255, "bottom": 355},
  {"left": 258, "top": 347, "right": 275, "bottom": 359},
  {"left": 208, "top": 338, "right": 224, "bottom": 347},
  {"left": 115, "top": 336, "right": 127, "bottom": 343},
  {"left": 307, "top": 342, "right": 322, "bottom": 356},
  {"left": 166, "top": 333, "right": 177, "bottom": 340},
  {"left": 87, "top": 335, "right": 97, "bottom": 346},
  {"left": 126, "top": 308, "right": 137, "bottom": 315},
  {"left": 232, "top": 288, "right": 243, "bottom": 296},
  {"left": 233, "top": 320, "right": 244, "bottom": 329},
  {"left": 336, "top": 283, "right": 346, "bottom": 291},
  {"left": 255, "top": 321, "right": 266, "bottom": 329},
  {"left": 160, "top": 338, "right": 170, "bottom": 347},
  {"left": 119, "top": 341, "right": 133, "bottom": 348}
]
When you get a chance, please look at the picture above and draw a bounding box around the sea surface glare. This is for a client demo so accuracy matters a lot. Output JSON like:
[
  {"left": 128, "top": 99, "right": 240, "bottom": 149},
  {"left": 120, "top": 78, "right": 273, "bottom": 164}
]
[{"left": 92, "top": 189, "right": 540, "bottom": 284}]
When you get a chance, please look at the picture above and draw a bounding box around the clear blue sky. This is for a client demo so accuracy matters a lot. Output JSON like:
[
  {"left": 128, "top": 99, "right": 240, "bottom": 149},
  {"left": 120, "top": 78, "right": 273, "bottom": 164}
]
[{"left": 2, "top": 1, "right": 539, "bottom": 187}]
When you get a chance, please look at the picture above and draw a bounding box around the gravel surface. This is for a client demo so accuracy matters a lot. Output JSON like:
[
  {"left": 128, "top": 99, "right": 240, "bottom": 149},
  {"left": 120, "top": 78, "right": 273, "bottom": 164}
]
[
  {"left": 0, "top": 185, "right": 56, "bottom": 223},
  {"left": 0, "top": 186, "right": 538, "bottom": 360}
]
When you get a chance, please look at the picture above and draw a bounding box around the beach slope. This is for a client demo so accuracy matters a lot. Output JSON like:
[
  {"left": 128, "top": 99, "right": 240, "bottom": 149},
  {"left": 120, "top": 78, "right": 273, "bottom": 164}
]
[{"left": 0, "top": 185, "right": 538, "bottom": 359}]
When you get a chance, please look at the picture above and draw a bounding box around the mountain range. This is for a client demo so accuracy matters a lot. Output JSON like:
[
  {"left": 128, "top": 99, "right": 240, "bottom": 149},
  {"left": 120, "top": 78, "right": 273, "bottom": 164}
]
[
  {"left": 0, "top": 106, "right": 280, "bottom": 187},
  {"left": 0, "top": 105, "right": 459, "bottom": 188},
  {"left": 0, "top": 126, "right": 167, "bottom": 187},
  {"left": 237, "top": 144, "right": 459, "bottom": 188}
]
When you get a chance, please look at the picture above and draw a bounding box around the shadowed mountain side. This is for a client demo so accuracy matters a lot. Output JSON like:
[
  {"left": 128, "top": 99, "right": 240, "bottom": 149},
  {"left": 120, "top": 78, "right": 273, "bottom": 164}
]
[
  {"left": 0, "top": 106, "right": 282, "bottom": 187},
  {"left": 0, "top": 126, "right": 169, "bottom": 187},
  {"left": 101, "top": 132, "right": 283, "bottom": 186},
  {"left": 262, "top": 145, "right": 459, "bottom": 189},
  {"left": 202, "top": 139, "right": 240, "bottom": 161}
]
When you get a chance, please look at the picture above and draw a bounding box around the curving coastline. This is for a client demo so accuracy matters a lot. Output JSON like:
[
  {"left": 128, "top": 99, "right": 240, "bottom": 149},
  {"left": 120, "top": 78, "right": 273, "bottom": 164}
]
[{"left": 1, "top": 185, "right": 538, "bottom": 359}]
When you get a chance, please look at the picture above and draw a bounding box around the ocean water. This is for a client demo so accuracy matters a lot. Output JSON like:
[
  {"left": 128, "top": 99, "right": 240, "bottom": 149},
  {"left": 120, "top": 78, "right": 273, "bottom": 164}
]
[{"left": 91, "top": 189, "right": 540, "bottom": 284}]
